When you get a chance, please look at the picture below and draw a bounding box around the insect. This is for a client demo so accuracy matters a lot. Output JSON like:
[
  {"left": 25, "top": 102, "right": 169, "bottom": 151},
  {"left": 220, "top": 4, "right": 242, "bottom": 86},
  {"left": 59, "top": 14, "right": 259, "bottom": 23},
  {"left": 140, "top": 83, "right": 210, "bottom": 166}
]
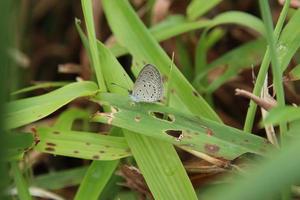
[{"left": 130, "top": 64, "right": 164, "bottom": 102}]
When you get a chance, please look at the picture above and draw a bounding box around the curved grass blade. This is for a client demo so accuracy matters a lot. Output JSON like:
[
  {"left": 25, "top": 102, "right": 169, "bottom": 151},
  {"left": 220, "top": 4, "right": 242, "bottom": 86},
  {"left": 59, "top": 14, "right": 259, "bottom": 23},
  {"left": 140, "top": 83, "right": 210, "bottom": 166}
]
[
  {"left": 32, "top": 166, "right": 88, "bottom": 190},
  {"left": 11, "top": 82, "right": 70, "bottom": 96},
  {"left": 264, "top": 106, "right": 300, "bottom": 125},
  {"left": 5, "top": 81, "right": 98, "bottom": 129},
  {"left": 195, "top": 38, "right": 266, "bottom": 93},
  {"left": 53, "top": 108, "right": 90, "bottom": 130},
  {"left": 187, "top": 0, "right": 222, "bottom": 20}
]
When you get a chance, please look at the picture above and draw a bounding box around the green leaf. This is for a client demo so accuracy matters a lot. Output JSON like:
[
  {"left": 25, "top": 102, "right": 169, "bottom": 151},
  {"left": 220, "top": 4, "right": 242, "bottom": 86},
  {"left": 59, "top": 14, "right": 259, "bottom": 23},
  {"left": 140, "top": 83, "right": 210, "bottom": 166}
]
[
  {"left": 205, "top": 136, "right": 300, "bottom": 200},
  {"left": 5, "top": 81, "right": 98, "bottom": 129},
  {"left": 32, "top": 166, "right": 88, "bottom": 190},
  {"left": 187, "top": 0, "right": 222, "bottom": 20},
  {"left": 210, "top": 11, "right": 265, "bottom": 35},
  {"left": 34, "top": 127, "right": 131, "bottom": 160},
  {"left": 74, "top": 161, "right": 119, "bottom": 200},
  {"left": 109, "top": 11, "right": 264, "bottom": 58},
  {"left": 11, "top": 161, "right": 32, "bottom": 200},
  {"left": 264, "top": 106, "right": 300, "bottom": 125},
  {"left": 53, "top": 107, "right": 90, "bottom": 130},
  {"left": 278, "top": 9, "right": 300, "bottom": 72},
  {"left": 93, "top": 93, "right": 271, "bottom": 160},
  {"left": 11, "top": 82, "right": 70, "bottom": 96},
  {"left": 288, "top": 64, "right": 300, "bottom": 80},
  {"left": 80, "top": 0, "right": 106, "bottom": 91},
  {"left": 195, "top": 38, "right": 266, "bottom": 93}
]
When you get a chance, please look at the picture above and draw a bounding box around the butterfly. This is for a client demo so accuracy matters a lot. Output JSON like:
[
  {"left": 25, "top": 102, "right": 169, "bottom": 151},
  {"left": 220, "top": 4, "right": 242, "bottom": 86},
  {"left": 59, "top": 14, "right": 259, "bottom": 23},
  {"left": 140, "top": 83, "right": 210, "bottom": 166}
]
[{"left": 130, "top": 64, "right": 164, "bottom": 102}]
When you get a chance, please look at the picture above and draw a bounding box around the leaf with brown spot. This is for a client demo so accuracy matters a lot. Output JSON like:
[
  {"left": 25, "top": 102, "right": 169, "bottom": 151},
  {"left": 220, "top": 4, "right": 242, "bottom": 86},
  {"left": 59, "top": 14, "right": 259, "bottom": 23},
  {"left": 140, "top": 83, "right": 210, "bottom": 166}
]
[
  {"left": 93, "top": 93, "right": 273, "bottom": 160},
  {"left": 34, "top": 127, "right": 131, "bottom": 160}
]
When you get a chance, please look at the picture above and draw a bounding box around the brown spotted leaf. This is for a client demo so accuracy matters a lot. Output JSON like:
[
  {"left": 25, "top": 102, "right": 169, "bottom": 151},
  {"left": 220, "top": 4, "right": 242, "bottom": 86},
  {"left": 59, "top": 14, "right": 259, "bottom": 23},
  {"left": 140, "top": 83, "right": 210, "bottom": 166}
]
[{"left": 93, "top": 93, "right": 272, "bottom": 160}]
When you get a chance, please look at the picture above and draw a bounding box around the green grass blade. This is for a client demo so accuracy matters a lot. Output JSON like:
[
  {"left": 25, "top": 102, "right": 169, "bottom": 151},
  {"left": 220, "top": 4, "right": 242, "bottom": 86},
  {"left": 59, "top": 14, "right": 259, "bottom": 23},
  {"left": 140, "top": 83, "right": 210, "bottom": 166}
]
[
  {"left": 11, "top": 82, "right": 70, "bottom": 96},
  {"left": 109, "top": 11, "right": 264, "bottom": 58},
  {"left": 80, "top": 0, "right": 106, "bottom": 91},
  {"left": 210, "top": 11, "right": 265, "bottom": 34},
  {"left": 264, "top": 106, "right": 300, "bottom": 125},
  {"left": 93, "top": 93, "right": 271, "bottom": 160},
  {"left": 75, "top": 12, "right": 121, "bottom": 199},
  {"left": 34, "top": 127, "right": 130, "bottom": 160},
  {"left": 11, "top": 161, "right": 32, "bottom": 200},
  {"left": 74, "top": 160, "right": 119, "bottom": 200},
  {"left": 206, "top": 136, "right": 300, "bottom": 200},
  {"left": 259, "top": 0, "right": 286, "bottom": 138},
  {"left": 187, "top": 0, "right": 222, "bottom": 20},
  {"left": 32, "top": 166, "right": 88, "bottom": 190},
  {"left": 194, "top": 38, "right": 266, "bottom": 93},
  {"left": 194, "top": 11, "right": 265, "bottom": 76},
  {"left": 54, "top": 108, "right": 90, "bottom": 130},
  {"left": 288, "top": 64, "right": 300, "bottom": 80},
  {"left": 5, "top": 81, "right": 98, "bottom": 129},
  {"left": 278, "top": 9, "right": 300, "bottom": 72},
  {"left": 243, "top": 0, "right": 291, "bottom": 132},
  {"left": 125, "top": 130, "right": 196, "bottom": 200}
]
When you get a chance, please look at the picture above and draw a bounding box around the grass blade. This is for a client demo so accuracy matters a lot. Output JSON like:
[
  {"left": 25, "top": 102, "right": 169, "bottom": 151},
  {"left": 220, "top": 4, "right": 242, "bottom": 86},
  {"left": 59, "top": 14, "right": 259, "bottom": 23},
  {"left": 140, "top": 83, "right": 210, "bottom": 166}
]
[
  {"left": 5, "top": 81, "right": 98, "bottom": 129},
  {"left": 34, "top": 127, "right": 130, "bottom": 160},
  {"left": 11, "top": 161, "right": 32, "bottom": 200},
  {"left": 187, "top": 0, "right": 222, "bottom": 20}
]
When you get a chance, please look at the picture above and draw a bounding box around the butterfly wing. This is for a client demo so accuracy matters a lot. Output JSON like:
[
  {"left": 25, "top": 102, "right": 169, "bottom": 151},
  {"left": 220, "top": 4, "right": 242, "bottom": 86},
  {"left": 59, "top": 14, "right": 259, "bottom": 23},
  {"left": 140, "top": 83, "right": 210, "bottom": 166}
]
[{"left": 131, "top": 64, "right": 163, "bottom": 102}]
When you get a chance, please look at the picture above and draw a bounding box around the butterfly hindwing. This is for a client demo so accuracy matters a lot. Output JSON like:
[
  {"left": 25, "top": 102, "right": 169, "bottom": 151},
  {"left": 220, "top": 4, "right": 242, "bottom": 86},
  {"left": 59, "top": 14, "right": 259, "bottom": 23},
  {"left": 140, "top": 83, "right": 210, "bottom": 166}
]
[{"left": 131, "top": 64, "right": 163, "bottom": 102}]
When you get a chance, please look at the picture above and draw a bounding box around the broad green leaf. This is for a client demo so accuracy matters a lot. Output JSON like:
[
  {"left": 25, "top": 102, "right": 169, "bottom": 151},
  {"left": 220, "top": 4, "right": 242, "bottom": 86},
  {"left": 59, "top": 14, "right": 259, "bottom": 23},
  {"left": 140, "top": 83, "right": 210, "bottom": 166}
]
[
  {"left": 93, "top": 93, "right": 271, "bottom": 160},
  {"left": 5, "top": 81, "right": 98, "bottom": 129},
  {"left": 32, "top": 166, "right": 88, "bottom": 190},
  {"left": 187, "top": 0, "right": 222, "bottom": 20},
  {"left": 34, "top": 127, "right": 130, "bottom": 160},
  {"left": 264, "top": 106, "right": 300, "bottom": 125}
]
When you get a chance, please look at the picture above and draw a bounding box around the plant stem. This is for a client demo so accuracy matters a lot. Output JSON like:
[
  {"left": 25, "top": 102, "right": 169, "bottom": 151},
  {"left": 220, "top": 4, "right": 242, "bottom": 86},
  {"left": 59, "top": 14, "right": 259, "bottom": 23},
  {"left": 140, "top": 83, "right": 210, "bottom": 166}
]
[{"left": 243, "top": 0, "right": 290, "bottom": 133}]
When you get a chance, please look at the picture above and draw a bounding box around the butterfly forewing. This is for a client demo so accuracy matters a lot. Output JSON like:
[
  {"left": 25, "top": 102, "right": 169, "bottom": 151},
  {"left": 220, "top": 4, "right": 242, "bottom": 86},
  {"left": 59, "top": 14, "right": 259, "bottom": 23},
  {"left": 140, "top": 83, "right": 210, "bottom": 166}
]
[{"left": 131, "top": 64, "right": 163, "bottom": 102}]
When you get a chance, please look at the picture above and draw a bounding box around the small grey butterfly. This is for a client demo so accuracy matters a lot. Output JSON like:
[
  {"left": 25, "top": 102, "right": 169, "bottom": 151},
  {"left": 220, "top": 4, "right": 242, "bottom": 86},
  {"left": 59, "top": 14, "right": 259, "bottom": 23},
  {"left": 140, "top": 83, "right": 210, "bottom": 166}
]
[{"left": 130, "top": 64, "right": 163, "bottom": 102}]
